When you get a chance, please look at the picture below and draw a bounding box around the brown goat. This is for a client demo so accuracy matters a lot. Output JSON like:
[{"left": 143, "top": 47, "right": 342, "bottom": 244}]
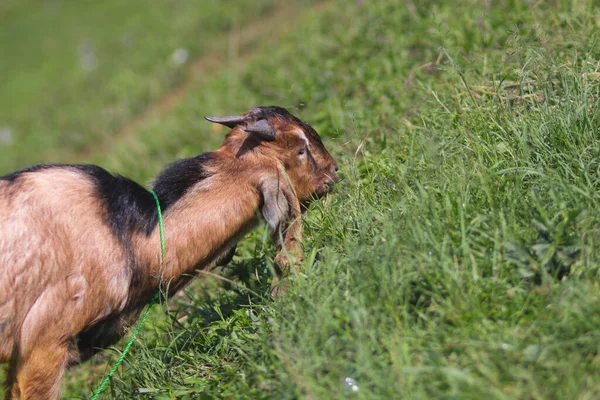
[{"left": 0, "top": 106, "right": 338, "bottom": 399}]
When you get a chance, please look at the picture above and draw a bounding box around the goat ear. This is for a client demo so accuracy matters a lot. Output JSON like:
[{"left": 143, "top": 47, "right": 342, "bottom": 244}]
[
  {"left": 245, "top": 119, "right": 277, "bottom": 141},
  {"left": 204, "top": 115, "right": 245, "bottom": 129},
  {"left": 260, "top": 179, "right": 289, "bottom": 232}
]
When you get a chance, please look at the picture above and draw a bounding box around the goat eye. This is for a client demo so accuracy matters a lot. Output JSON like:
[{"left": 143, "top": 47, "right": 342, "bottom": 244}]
[{"left": 298, "top": 149, "right": 306, "bottom": 156}]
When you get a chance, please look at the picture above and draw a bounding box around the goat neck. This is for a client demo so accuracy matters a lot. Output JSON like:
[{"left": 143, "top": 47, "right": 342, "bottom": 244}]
[{"left": 134, "top": 150, "right": 262, "bottom": 295}]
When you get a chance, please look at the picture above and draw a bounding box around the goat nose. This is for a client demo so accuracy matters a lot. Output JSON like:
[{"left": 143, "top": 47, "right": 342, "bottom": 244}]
[{"left": 331, "top": 164, "right": 340, "bottom": 181}]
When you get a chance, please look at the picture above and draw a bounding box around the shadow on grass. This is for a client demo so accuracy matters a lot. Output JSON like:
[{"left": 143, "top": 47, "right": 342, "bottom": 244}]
[{"left": 159, "top": 257, "right": 275, "bottom": 358}]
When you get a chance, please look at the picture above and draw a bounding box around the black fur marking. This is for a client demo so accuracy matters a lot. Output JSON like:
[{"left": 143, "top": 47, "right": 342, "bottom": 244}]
[
  {"left": 0, "top": 164, "right": 60, "bottom": 182},
  {"left": 69, "top": 164, "right": 158, "bottom": 238},
  {"left": 72, "top": 165, "right": 159, "bottom": 289},
  {"left": 151, "top": 153, "right": 214, "bottom": 211}
]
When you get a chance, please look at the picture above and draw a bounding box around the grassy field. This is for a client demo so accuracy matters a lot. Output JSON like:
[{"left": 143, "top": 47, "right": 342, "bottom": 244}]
[{"left": 3, "top": 0, "right": 600, "bottom": 398}]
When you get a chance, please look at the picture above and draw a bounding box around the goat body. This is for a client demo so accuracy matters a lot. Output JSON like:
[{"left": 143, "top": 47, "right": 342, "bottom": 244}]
[{"left": 0, "top": 106, "right": 338, "bottom": 399}]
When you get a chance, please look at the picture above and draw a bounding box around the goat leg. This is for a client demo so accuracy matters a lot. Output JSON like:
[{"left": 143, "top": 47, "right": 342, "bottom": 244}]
[
  {"left": 271, "top": 194, "right": 304, "bottom": 296},
  {"left": 215, "top": 245, "right": 237, "bottom": 267},
  {"left": 9, "top": 343, "right": 69, "bottom": 400}
]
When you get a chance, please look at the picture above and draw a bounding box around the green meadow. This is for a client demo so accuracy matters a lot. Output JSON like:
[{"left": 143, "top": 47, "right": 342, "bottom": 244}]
[{"left": 3, "top": 0, "right": 600, "bottom": 398}]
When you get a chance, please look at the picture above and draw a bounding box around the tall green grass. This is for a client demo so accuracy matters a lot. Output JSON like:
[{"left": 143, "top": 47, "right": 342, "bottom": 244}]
[{"left": 3, "top": 0, "right": 600, "bottom": 398}]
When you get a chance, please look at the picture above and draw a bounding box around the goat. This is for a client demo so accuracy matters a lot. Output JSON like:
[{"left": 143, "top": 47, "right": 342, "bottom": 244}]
[{"left": 0, "top": 106, "right": 338, "bottom": 399}]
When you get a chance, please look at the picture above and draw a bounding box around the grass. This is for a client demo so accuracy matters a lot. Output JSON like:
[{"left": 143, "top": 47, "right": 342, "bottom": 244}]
[{"left": 3, "top": 0, "right": 600, "bottom": 398}]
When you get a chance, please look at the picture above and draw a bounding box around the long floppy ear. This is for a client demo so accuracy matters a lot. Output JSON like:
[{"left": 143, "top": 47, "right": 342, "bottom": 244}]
[
  {"left": 204, "top": 115, "right": 245, "bottom": 128},
  {"left": 245, "top": 119, "right": 277, "bottom": 141}
]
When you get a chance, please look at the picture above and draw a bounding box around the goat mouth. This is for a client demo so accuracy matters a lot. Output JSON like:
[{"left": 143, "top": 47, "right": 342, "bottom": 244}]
[
  {"left": 303, "top": 182, "right": 335, "bottom": 204},
  {"left": 317, "top": 182, "right": 335, "bottom": 197},
  {"left": 325, "top": 180, "right": 336, "bottom": 192}
]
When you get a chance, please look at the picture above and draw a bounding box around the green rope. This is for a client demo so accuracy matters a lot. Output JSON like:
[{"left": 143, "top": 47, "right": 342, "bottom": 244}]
[
  {"left": 91, "top": 190, "right": 165, "bottom": 399},
  {"left": 150, "top": 189, "right": 166, "bottom": 263}
]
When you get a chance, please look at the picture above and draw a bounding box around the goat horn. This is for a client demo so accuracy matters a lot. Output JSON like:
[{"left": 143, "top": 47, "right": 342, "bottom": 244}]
[
  {"left": 204, "top": 115, "right": 245, "bottom": 128},
  {"left": 244, "top": 119, "right": 276, "bottom": 141}
]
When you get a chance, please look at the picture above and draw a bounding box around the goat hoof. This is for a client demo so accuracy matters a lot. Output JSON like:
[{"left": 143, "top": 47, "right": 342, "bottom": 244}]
[
  {"left": 270, "top": 277, "right": 290, "bottom": 297},
  {"left": 274, "top": 253, "right": 303, "bottom": 273}
]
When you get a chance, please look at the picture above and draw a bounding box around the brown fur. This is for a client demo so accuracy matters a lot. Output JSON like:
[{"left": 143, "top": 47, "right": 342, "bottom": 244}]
[{"left": 0, "top": 107, "right": 337, "bottom": 399}]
